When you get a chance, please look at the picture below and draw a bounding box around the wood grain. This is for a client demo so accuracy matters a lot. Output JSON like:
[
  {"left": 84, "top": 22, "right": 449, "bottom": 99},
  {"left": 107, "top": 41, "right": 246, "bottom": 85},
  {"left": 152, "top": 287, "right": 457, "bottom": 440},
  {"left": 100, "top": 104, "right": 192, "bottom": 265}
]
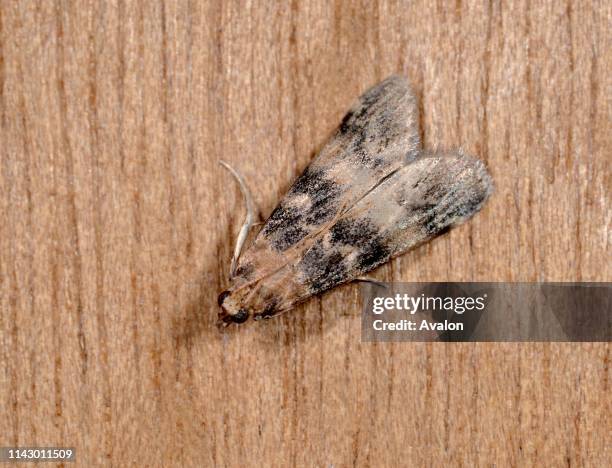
[{"left": 0, "top": 1, "right": 610, "bottom": 466}]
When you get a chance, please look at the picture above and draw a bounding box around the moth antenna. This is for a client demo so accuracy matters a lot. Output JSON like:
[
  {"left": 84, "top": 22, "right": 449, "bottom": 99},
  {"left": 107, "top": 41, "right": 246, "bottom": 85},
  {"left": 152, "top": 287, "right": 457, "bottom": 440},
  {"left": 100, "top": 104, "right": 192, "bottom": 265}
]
[{"left": 219, "top": 160, "right": 256, "bottom": 277}]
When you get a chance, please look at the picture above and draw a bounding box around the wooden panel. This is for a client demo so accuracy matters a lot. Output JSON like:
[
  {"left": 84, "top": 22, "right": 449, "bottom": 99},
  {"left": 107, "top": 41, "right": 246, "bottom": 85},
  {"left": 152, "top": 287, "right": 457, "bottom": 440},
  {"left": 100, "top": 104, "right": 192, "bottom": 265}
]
[{"left": 0, "top": 1, "right": 609, "bottom": 466}]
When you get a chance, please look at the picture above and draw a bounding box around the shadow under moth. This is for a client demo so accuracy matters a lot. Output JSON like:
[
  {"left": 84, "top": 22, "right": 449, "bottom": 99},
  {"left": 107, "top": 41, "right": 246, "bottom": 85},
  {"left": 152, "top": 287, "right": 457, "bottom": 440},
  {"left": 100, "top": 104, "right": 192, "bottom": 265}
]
[{"left": 218, "top": 75, "right": 492, "bottom": 325}]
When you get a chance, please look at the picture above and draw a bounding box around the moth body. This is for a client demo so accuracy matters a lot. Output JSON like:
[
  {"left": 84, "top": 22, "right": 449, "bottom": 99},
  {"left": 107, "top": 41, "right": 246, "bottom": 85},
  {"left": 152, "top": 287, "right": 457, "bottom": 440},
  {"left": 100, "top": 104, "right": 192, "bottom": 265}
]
[{"left": 218, "top": 76, "right": 492, "bottom": 325}]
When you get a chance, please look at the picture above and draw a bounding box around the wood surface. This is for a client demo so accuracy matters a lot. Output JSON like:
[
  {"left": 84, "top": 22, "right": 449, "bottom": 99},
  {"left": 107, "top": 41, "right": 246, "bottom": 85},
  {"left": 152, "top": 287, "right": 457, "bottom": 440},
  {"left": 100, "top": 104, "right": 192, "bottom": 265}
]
[{"left": 0, "top": 1, "right": 610, "bottom": 466}]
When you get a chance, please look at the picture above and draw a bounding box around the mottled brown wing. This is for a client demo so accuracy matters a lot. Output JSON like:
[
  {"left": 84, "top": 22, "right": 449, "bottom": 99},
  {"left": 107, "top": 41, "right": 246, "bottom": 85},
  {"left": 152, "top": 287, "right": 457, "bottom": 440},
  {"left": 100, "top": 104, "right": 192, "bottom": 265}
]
[
  {"left": 245, "top": 75, "right": 420, "bottom": 257},
  {"left": 219, "top": 76, "right": 422, "bottom": 322},
  {"left": 291, "top": 151, "right": 493, "bottom": 298},
  {"left": 220, "top": 151, "right": 491, "bottom": 321}
]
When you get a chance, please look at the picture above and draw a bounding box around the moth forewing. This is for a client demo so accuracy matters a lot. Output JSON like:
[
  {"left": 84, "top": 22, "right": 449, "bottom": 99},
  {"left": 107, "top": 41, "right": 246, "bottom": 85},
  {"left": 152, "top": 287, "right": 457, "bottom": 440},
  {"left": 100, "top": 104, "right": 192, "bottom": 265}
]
[{"left": 246, "top": 75, "right": 420, "bottom": 256}]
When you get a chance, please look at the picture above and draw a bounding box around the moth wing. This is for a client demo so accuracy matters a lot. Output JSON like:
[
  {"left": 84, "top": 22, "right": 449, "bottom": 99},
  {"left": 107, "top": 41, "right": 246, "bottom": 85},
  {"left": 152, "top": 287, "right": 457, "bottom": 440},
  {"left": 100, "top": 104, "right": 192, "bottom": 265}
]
[
  {"left": 248, "top": 75, "right": 420, "bottom": 256},
  {"left": 220, "top": 150, "right": 492, "bottom": 320},
  {"left": 219, "top": 76, "right": 422, "bottom": 321},
  {"left": 287, "top": 151, "right": 492, "bottom": 300}
]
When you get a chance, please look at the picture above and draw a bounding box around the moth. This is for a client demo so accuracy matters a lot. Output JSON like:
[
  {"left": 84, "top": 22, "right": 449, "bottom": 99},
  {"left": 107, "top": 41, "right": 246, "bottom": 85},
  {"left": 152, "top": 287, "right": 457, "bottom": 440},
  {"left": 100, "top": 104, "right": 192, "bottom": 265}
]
[{"left": 218, "top": 75, "right": 492, "bottom": 325}]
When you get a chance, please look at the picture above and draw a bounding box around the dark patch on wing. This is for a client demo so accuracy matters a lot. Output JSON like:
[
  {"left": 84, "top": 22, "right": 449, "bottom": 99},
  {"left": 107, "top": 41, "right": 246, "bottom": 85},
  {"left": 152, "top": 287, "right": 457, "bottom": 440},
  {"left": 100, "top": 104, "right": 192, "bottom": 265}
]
[
  {"left": 298, "top": 220, "right": 391, "bottom": 294},
  {"left": 290, "top": 165, "right": 322, "bottom": 194},
  {"left": 339, "top": 109, "right": 356, "bottom": 135},
  {"left": 402, "top": 202, "right": 439, "bottom": 235},
  {"left": 338, "top": 85, "right": 382, "bottom": 136},
  {"left": 261, "top": 167, "right": 342, "bottom": 251},
  {"left": 264, "top": 204, "right": 299, "bottom": 233},
  {"left": 273, "top": 224, "right": 309, "bottom": 252},
  {"left": 405, "top": 180, "right": 489, "bottom": 236},
  {"left": 426, "top": 189, "right": 488, "bottom": 235},
  {"left": 330, "top": 217, "right": 378, "bottom": 246},
  {"left": 304, "top": 188, "right": 340, "bottom": 226},
  {"left": 289, "top": 166, "right": 342, "bottom": 224},
  {"left": 298, "top": 239, "right": 349, "bottom": 294},
  {"left": 336, "top": 80, "right": 406, "bottom": 170},
  {"left": 263, "top": 204, "right": 309, "bottom": 251},
  {"left": 411, "top": 201, "right": 461, "bottom": 237},
  {"left": 355, "top": 237, "right": 391, "bottom": 271}
]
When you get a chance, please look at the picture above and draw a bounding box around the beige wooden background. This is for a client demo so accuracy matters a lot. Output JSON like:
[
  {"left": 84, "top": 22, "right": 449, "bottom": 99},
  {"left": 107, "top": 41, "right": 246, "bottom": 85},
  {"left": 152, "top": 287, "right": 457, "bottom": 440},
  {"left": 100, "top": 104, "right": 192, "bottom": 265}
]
[{"left": 1, "top": 1, "right": 610, "bottom": 466}]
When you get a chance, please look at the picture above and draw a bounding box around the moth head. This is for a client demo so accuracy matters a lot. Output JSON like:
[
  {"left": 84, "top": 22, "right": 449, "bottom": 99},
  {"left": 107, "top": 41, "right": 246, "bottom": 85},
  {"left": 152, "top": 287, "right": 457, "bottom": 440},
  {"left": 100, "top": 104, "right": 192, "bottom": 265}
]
[{"left": 217, "top": 290, "right": 250, "bottom": 325}]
